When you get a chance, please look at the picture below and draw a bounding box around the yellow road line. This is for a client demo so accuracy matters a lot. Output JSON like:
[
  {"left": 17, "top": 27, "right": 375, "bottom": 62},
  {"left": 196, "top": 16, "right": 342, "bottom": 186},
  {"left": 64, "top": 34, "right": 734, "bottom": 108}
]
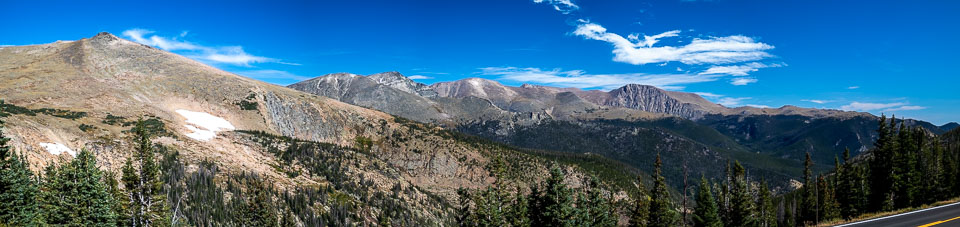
[{"left": 918, "top": 216, "right": 960, "bottom": 227}]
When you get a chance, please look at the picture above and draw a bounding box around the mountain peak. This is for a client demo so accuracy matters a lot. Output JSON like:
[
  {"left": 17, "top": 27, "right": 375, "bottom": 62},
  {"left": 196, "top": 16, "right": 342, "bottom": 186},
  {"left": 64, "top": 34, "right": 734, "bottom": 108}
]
[
  {"left": 367, "top": 71, "right": 408, "bottom": 83},
  {"left": 91, "top": 31, "right": 119, "bottom": 41}
]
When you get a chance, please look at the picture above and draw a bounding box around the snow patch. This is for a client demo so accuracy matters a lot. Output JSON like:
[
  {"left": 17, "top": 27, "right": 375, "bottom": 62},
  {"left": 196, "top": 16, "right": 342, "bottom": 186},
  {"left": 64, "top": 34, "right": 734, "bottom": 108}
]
[
  {"left": 175, "top": 109, "right": 235, "bottom": 141},
  {"left": 39, "top": 143, "right": 76, "bottom": 157}
]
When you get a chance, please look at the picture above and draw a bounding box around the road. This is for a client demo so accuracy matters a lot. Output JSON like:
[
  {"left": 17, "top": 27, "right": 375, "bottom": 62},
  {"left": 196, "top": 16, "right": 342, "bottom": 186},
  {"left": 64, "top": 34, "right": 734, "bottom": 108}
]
[{"left": 836, "top": 202, "right": 960, "bottom": 227}]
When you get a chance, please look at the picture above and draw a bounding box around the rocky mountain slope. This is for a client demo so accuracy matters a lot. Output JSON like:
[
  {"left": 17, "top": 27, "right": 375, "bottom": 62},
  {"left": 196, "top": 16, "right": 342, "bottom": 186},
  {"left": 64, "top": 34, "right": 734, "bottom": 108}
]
[
  {"left": 288, "top": 71, "right": 956, "bottom": 187},
  {"left": 0, "top": 33, "right": 641, "bottom": 225}
]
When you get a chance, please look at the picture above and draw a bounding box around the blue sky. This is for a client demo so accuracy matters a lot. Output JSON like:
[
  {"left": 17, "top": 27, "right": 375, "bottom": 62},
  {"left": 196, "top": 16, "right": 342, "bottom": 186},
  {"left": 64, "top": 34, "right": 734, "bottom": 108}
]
[{"left": 1, "top": 0, "right": 958, "bottom": 124}]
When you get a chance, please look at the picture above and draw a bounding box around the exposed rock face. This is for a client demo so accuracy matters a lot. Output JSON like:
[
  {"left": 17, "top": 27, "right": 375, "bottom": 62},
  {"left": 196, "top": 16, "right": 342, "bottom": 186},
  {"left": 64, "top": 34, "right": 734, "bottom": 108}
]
[
  {"left": 367, "top": 71, "right": 438, "bottom": 97},
  {"left": 287, "top": 72, "right": 451, "bottom": 123},
  {"left": 582, "top": 84, "right": 712, "bottom": 119}
]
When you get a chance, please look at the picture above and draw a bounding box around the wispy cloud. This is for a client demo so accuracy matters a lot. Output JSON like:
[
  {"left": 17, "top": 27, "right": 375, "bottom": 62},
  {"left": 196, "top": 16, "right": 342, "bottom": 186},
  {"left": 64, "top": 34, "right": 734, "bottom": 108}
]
[
  {"left": 693, "top": 92, "right": 722, "bottom": 98},
  {"left": 717, "top": 97, "right": 751, "bottom": 107},
  {"left": 480, "top": 67, "right": 718, "bottom": 90},
  {"left": 573, "top": 21, "right": 775, "bottom": 65},
  {"left": 700, "top": 62, "right": 782, "bottom": 76},
  {"left": 532, "top": 0, "right": 579, "bottom": 14},
  {"left": 407, "top": 75, "right": 433, "bottom": 80},
  {"left": 234, "top": 70, "right": 310, "bottom": 81},
  {"left": 122, "top": 28, "right": 293, "bottom": 66},
  {"left": 695, "top": 93, "right": 769, "bottom": 108},
  {"left": 730, "top": 78, "right": 758, "bottom": 86},
  {"left": 847, "top": 86, "right": 860, "bottom": 89},
  {"left": 883, "top": 105, "right": 926, "bottom": 112},
  {"left": 802, "top": 99, "right": 831, "bottom": 104},
  {"left": 840, "top": 102, "right": 906, "bottom": 111}
]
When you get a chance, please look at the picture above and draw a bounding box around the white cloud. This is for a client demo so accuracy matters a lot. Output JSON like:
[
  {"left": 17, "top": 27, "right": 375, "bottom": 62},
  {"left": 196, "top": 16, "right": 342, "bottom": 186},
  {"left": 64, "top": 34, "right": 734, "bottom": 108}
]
[
  {"left": 533, "top": 0, "right": 579, "bottom": 14},
  {"left": 840, "top": 102, "right": 906, "bottom": 111},
  {"left": 802, "top": 99, "right": 831, "bottom": 104},
  {"left": 694, "top": 93, "right": 770, "bottom": 108},
  {"left": 235, "top": 70, "right": 310, "bottom": 81},
  {"left": 700, "top": 62, "right": 781, "bottom": 76},
  {"left": 573, "top": 21, "right": 775, "bottom": 65},
  {"left": 122, "top": 28, "right": 286, "bottom": 66},
  {"left": 407, "top": 75, "right": 433, "bottom": 80},
  {"left": 693, "top": 92, "right": 722, "bottom": 98},
  {"left": 848, "top": 86, "right": 860, "bottom": 89},
  {"left": 717, "top": 97, "right": 751, "bottom": 107},
  {"left": 480, "top": 67, "right": 718, "bottom": 90},
  {"left": 883, "top": 105, "right": 926, "bottom": 112},
  {"left": 730, "top": 78, "right": 757, "bottom": 86}
]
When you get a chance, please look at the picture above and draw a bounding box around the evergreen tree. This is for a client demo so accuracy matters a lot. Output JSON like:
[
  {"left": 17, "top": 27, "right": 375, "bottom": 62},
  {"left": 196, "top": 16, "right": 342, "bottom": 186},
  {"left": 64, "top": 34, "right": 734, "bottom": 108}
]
[
  {"left": 474, "top": 155, "right": 509, "bottom": 226},
  {"left": 583, "top": 177, "right": 616, "bottom": 227},
  {"left": 648, "top": 154, "right": 678, "bottom": 227},
  {"left": 728, "top": 161, "right": 756, "bottom": 227},
  {"left": 717, "top": 161, "right": 732, "bottom": 226},
  {"left": 237, "top": 175, "right": 278, "bottom": 227},
  {"left": 869, "top": 115, "right": 896, "bottom": 212},
  {"left": 0, "top": 120, "right": 41, "bottom": 226},
  {"left": 692, "top": 177, "right": 721, "bottom": 227},
  {"left": 800, "top": 152, "right": 816, "bottom": 225},
  {"left": 629, "top": 175, "right": 649, "bottom": 227},
  {"left": 40, "top": 149, "right": 118, "bottom": 226},
  {"left": 935, "top": 139, "right": 956, "bottom": 201},
  {"left": 456, "top": 187, "right": 473, "bottom": 226},
  {"left": 122, "top": 119, "right": 169, "bottom": 227},
  {"left": 816, "top": 175, "right": 839, "bottom": 222},
  {"left": 530, "top": 164, "right": 574, "bottom": 227},
  {"left": 892, "top": 122, "right": 918, "bottom": 209},
  {"left": 757, "top": 180, "right": 775, "bottom": 227},
  {"left": 105, "top": 171, "right": 131, "bottom": 226},
  {"left": 837, "top": 148, "right": 867, "bottom": 219},
  {"left": 508, "top": 186, "right": 531, "bottom": 227}
]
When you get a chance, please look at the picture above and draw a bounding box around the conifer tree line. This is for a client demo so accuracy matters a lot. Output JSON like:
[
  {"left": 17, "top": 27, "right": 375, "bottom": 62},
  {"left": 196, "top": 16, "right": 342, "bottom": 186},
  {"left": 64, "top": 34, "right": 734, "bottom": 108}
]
[
  {"left": 455, "top": 155, "right": 620, "bottom": 227},
  {"left": 773, "top": 115, "right": 960, "bottom": 226},
  {"left": 456, "top": 115, "right": 960, "bottom": 227}
]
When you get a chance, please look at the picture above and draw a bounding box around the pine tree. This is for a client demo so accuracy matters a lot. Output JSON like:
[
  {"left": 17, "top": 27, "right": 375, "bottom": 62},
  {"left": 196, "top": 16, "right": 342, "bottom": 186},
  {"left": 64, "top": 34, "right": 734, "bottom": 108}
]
[
  {"left": 456, "top": 187, "right": 473, "bottom": 226},
  {"left": 0, "top": 120, "right": 41, "bottom": 226},
  {"left": 40, "top": 149, "right": 118, "bottom": 226},
  {"left": 837, "top": 148, "right": 867, "bottom": 219},
  {"left": 105, "top": 171, "right": 132, "bottom": 226},
  {"left": 583, "top": 177, "right": 616, "bottom": 227},
  {"left": 718, "top": 161, "right": 732, "bottom": 225},
  {"left": 892, "top": 122, "right": 918, "bottom": 209},
  {"left": 648, "top": 154, "right": 678, "bottom": 227},
  {"left": 508, "top": 186, "right": 531, "bottom": 227},
  {"left": 531, "top": 164, "right": 574, "bottom": 227},
  {"left": 629, "top": 175, "right": 649, "bottom": 227},
  {"left": 122, "top": 119, "right": 169, "bottom": 227},
  {"left": 869, "top": 115, "right": 896, "bottom": 212},
  {"left": 817, "top": 175, "right": 839, "bottom": 222},
  {"left": 800, "top": 152, "right": 816, "bottom": 225},
  {"left": 757, "top": 180, "right": 775, "bottom": 227},
  {"left": 935, "top": 139, "right": 955, "bottom": 201},
  {"left": 238, "top": 175, "right": 278, "bottom": 227},
  {"left": 729, "top": 161, "right": 756, "bottom": 227},
  {"left": 692, "top": 177, "right": 721, "bottom": 227},
  {"left": 474, "top": 155, "right": 509, "bottom": 226}
]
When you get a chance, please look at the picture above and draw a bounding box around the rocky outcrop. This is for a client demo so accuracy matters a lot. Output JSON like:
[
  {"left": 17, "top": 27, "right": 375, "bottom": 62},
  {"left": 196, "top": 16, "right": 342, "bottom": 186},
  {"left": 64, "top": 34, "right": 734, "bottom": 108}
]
[
  {"left": 588, "top": 84, "right": 712, "bottom": 119},
  {"left": 367, "top": 71, "right": 438, "bottom": 97}
]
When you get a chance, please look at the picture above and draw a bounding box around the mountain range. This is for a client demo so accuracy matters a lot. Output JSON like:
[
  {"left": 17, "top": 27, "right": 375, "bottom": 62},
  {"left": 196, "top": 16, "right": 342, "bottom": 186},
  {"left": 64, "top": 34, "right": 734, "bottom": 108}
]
[{"left": 288, "top": 70, "right": 957, "bottom": 189}]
